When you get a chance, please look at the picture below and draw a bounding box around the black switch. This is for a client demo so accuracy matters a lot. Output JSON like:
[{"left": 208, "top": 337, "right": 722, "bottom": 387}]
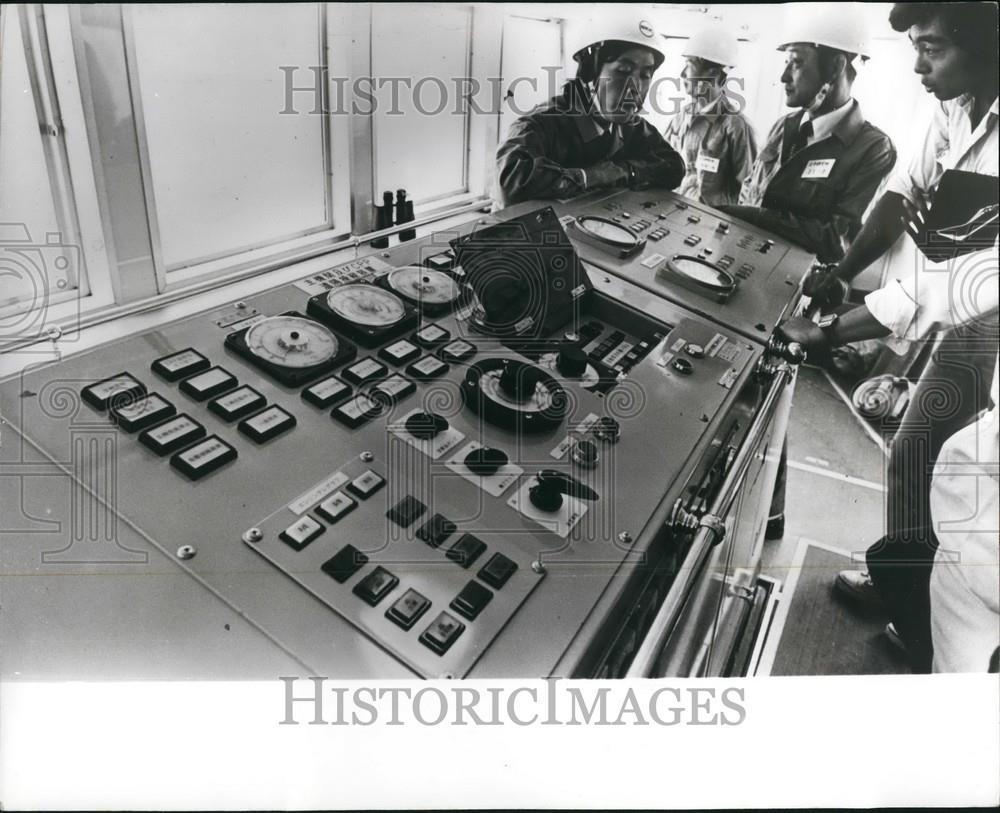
[
  {"left": 450, "top": 580, "right": 493, "bottom": 620},
  {"left": 387, "top": 495, "right": 427, "bottom": 528},
  {"left": 415, "top": 513, "right": 457, "bottom": 548},
  {"left": 352, "top": 566, "right": 399, "bottom": 606},
  {"left": 446, "top": 533, "right": 486, "bottom": 568},
  {"left": 419, "top": 611, "right": 465, "bottom": 655},
  {"left": 477, "top": 552, "right": 518, "bottom": 589},
  {"left": 386, "top": 588, "right": 431, "bottom": 630},
  {"left": 321, "top": 544, "right": 369, "bottom": 584}
]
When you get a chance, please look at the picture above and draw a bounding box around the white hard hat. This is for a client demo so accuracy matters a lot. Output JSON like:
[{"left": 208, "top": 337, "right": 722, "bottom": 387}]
[
  {"left": 777, "top": 5, "right": 871, "bottom": 58},
  {"left": 683, "top": 23, "right": 740, "bottom": 68},
  {"left": 568, "top": 16, "right": 665, "bottom": 66}
]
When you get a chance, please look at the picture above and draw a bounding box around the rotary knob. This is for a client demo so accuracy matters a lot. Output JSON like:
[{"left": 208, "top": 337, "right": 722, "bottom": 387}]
[
  {"left": 556, "top": 346, "right": 588, "bottom": 378},
  {"left": 529, "top": 480, "right": 564, "bottom": 513},
  {"left": 464, "top": 447, "right": 508, "bottom": 477},
  {"left": 405, "top": 411, "right": 449, "bottom": 439},
  {"left": 499, "top": 361, "right": 534, "bottom": 402}
]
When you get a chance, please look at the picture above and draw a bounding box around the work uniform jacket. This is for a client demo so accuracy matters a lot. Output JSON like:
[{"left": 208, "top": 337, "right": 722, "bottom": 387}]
[
  {"left": 721, "top": 100, "right": 896, "bottom": 261},
  {"left": 664, "top": 95, "right": 757, "bottom": 207},
  {"left": 495, "top": 79, "right": 685, "bottom": 209}
]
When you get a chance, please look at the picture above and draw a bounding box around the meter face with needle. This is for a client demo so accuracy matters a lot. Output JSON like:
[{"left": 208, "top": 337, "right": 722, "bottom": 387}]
[
  {"left": 669, "top": 256, "right": 731, "bottom": 288},
  {"left": 245, "top": 315, "right": 339, "bottom": 368},
  {"left": 327, "top": 284, "right": 406, "bottom": 327},
  {"left": 576, "top": 217, "right": 638, "bottom": 248}
]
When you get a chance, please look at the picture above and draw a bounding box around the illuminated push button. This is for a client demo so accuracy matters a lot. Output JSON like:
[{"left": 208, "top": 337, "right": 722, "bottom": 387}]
[
  {"left": 685, "top": 343, "right": 705, "bottom": 358},
  {"left": 352, "top": 566, "right": 399, "bottom": 607},
  {"left": 439, "top": 339, "right": 476, "bottom": 364},
  {"left": 592, "top": 416, "right": 621, "bottom": 443},
  {"left": 450, "top": 580, "right": 493, "bottom": 621},
  {"left": 238, "top": 405, "right": 296, "bottom": 443},
  {"left": 446, "top": 533, "right": 486, "bottom": 568},
  {"left": 415, "top": 513, "right": 457, "bottom": 548},
  {"left": 386, "top": 495, "right": 426, "bottom": 528},
  {"left": 208, "top": 385, "right": 266, "bottom": 422},
  {"left": 386, "top": 588, "right": 431, "bottom": 630},
  {"left": 372, "top": 374, "right": 416, "bottom": 403},
  {"left": 316, "top": 491, "right": 356, "bottom": 523},
  {"left": 424, "top": 253, "right": 453, "bottom": 271},
  {"left": 332, "top": 394, "right": 381, "bottom": 429},
  {"left": 81, "top": 373, "right": 146, "bottom": 411},
  {"left": 302, "top": 375, "right": 351, "bottom": 408},
  {"left": 347, "top": 469, "right": 385, "bottom": 499},
  {"left": 419, "top": 611, "right": 465, "bottom": 655},
  {"left": 672, "top": 357, "right": 694, "bottom": 375},
  {"left": 179, "top": 366, "right": 238, "bottom": 401},
  {"left": 279, "top": 515, "right": 324, "bottom": 551},
  {"left": 571, "top": 438, "right": 599, "bottom": 469},
  {"left": 406, "top": 355, "right": 449, "bottom": 381},
  {"left": 379, "top": 339, "right": 421, "bottom": 366},
  {"left": 110, "top": 393, "right": 176, "bottom": 432},
  {"left": 477, "top": 552, "right": 517, "bottom": 589},
  {"left": 138, "top": 414, "right": 206, "bottom": 456},
  {"left": 413, "top": 322, "right": 450, "bottom": 348},
  {"left": 343, "top": 357, "right": 388, "bottom": 386},
  {"left": 151, "top": 348, "right": 210, "bottom": 382},
  {"left": 321, "top": 544, "right": 369, "bottom": 584},
  {"left": 169, "top": 435, "right": 237, "bottom": 480}
]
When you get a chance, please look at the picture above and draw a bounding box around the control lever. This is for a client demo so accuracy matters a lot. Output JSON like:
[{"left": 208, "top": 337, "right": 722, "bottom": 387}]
[
  {"left": 766, "top": 335, "right": 806, "bottom": 365},
  {"left": 528, "top": 469, "right": 599, "bottom": 513}
]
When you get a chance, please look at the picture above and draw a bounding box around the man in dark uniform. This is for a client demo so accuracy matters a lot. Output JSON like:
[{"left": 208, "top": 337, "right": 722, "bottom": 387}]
[{"left": 495, "top": 17, "right": 685, "bottom": 209}]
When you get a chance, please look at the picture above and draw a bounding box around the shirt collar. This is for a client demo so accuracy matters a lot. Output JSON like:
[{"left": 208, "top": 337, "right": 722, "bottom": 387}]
[{"left": 802, "top": 98, "right": 854, "bottom": 142}]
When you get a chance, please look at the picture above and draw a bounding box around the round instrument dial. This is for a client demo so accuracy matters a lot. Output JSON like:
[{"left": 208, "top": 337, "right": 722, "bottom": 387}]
[
  {"left": 667, "top": 256, "right": 735, "bottom": 289},
  {"left": 245, "top": 316, "right": 338, "bottom": 368},
  {"left": 387, "top": 267, "right": 461, "bottom": 305},
  {"left": 575, "top": 216, "right": 640, "bottom": 248},
  {"left": 326, "top": 284, "right": 406, "bottom": 327}
]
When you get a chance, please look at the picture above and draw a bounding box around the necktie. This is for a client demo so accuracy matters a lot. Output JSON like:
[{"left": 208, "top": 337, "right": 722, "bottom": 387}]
[{"left": 789, "top": 120, "right": 814, "bottom": 158}]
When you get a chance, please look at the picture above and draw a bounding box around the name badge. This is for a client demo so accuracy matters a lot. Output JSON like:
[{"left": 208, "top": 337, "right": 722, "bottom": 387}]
[
  {"left": 801, "top": 159, "right": 836, "bottom": 179},
  {"left": 696, "top": 153, "right": 720, "bottom": 174}
]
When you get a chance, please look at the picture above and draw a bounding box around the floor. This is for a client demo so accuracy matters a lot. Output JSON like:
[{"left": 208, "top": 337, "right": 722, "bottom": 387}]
[{"left": 756, "top": 365, "right": 912, "bottom": 675}]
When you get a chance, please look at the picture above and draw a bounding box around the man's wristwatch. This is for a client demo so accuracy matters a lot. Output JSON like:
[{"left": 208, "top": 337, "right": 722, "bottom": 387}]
[{"left": 817, "top": 312, "right": 839, "bottom": 342}]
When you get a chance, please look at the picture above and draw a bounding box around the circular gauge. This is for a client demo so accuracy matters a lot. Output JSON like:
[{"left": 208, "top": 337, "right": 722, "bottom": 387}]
[
  {"left": 666, "top": 255, "right": 736, "bottom": 291},
  {"left": 387, "top": 267, "right": 461, "bottom": 305},
  {"left": 326, "top": 284, "right": 406, "bottom": 327},
  {"left": 245, "top": 315, "right": 338, "bottom": 368},
  {"left": 575, "top": 216, "right": 641, "bottom": 249}
]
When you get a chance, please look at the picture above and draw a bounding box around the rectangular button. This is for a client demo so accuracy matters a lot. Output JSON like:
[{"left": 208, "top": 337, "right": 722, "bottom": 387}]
[
  {"left": 238, "top": 405, "right": 296, "bottom": 443},
  {"left": 439, "top": 340, "right": 475, "bottom": 363},
  {"left": 151, "top": 348, "right": 210, "bottom": 382},
  {"left": 414, "top": 323, "right": 450, "bottom": 348},
  {"left": 332, "top": 394, "right": 381, "bottom": 428},
  {"left": 386, "top": 495, "right": 426, "bottom": 528},
  {"left": 321, "top": 544, "right": 369, "bottom": 584},
  {"left": 347, "top": 469, "right": 385, "bottom": 499},
  {"left": 169, "top": 435, "right": 237, "bottom": 480},
  {"left": 280, "top": 515, "right": 324, "bottom": 551},
  {"left": 372, "top": 374, "right": 416, "bottom": 402},
  {"left": 110, "top": 393, "right": 176, "bottom": 432},
  {"left": 316, "top": 491, "right": 356, "bottom": 523},
  {"left": 302, "top": 376, "right": 351, "bottom": 408},
  {"left": 343, "top": 357, "right": 387, "bottom": 385},
  {"left": 81, "top": 373, "right": 146, "bottom": 411},
  {"left": 406, "top": 355, "right": 448, "bottom": 381},
  {"left": 446, "top": 533, "right": 486, "bottom": 568},
  {"left": 386, "top": 588, "right": 431, "bottom": 630},
  {"left": 450, "top": 580, "right": 493, "bottom": 621},
  {"left": 379, "top": 339, "right": 420, "bottom": 366},
  {"left": 415, "top": 513, "right": 456, "bottom": 548},
  {"left": 424, "top": 254, "right": 453, "bottom": 271},
  {"left": 138, "top": 414, "right": 206, "bottom": 456},
  {"left": 208, "top": 385, "right": 266, "bottom": 421},
  {"left": 419, "top": 611, "right": 465, "bottom": 655},
  {"left": 179, "top": 366, "right": 238, "bottom": 401},
  {"left": 352, "top": 566, "right": 399, "bottom": 606},
  {"left": 477, "top": 552, "right": 518, "bottom": 589}
]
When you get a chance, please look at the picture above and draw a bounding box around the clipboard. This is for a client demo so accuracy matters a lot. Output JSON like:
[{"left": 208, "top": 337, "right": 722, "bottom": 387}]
[{"left": 915, "top": 169, "right": 999, "bottom": 261}]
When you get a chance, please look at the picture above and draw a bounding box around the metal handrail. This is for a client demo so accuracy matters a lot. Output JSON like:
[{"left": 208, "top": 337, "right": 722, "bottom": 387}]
[{"left": 625, "top": 363, "right": 793, "bottom": 678}]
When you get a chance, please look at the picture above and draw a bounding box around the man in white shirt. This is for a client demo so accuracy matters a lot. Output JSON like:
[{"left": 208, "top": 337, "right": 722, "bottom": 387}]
[{"left": 779, "top": 2, "right": 998, "bottom": 671}]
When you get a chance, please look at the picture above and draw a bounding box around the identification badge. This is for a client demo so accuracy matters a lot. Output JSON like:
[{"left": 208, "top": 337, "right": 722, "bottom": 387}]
[
  {"left": 696, "top": 153, "right": 720, "bottom": 174},
  {"left": 801, "top": 159, "right": 836, "bottom": 179}
]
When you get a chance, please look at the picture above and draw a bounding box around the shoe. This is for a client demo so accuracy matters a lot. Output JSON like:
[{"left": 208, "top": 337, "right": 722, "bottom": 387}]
[
  {"left": 835, "top": 569, "right": 883, "bottom": 608},
  {"left": 883, "top": 622, "right": 907, "bottom": 653},
  {"left": 764, "top": 513, "right": 785, "bottom": 540}
]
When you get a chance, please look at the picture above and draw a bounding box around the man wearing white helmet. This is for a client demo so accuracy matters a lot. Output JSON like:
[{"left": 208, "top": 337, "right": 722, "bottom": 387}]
[
  {"left": 720, "top": 9, "right": 896, "bottom": 264},
  {"left": 663, "top": 23, "right": 757, "bottom": 207},
  {"left": 495, "top": 17, "right": 685, "bottom": 209}
]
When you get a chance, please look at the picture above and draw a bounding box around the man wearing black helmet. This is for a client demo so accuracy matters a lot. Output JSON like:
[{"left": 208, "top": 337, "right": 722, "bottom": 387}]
[{"left": 495, "top": 17, "right": 685, "bottom": 209}]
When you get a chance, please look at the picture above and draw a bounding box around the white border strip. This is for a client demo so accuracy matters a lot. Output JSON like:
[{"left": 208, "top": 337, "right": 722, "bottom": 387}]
[{"left": 787, "top": 459, "right": 886, "bottom": 492}]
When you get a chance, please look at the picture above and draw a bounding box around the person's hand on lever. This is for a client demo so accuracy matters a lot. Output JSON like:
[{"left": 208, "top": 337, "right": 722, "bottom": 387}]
[
  {"left": 776, "top": 316, "right": 830, "bottom": 359},
  {"left": 802, "top": 262, "right": 850, "bottom": 307}
]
